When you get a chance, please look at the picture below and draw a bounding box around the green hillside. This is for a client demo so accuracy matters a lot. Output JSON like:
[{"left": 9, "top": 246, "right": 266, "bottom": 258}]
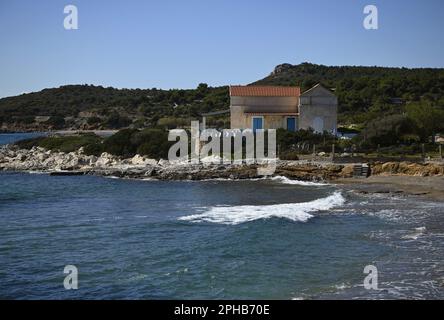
[
  {"left": 0, "top": 84, "right": 229, "bottom": 131},
  {"left": 254, "top": 62, "right": 444, "bottom": 124},
  {"left": 1, "top": 63, "right": 443, "bottom": 132}
]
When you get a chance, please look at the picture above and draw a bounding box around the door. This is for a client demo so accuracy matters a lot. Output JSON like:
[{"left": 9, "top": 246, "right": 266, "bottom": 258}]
[
  {"left": 252, "top": 117, "right": 263, "bottom": 132},
  {"left": 313, "top": 117, "right": 324, "bottom": 133},
  {"left": 286, "top": 117, "right": 296, "bottom": 132}
]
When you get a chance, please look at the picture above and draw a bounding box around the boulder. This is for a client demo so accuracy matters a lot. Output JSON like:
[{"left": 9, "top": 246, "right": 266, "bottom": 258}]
[
  {"left": 95, "top": 152, "right": 116, "bottom": 167},
  {"left": 130, "top": 154, "right": 157, "bottom": 166}
]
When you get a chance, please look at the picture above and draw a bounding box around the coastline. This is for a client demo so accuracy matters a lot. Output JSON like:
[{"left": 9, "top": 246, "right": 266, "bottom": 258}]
[
  {"left": 1, "top": 144, "right": 444, "bottom": 201},
  {"left": 0, "top": 145, "right": 348, "bottom": 181}
]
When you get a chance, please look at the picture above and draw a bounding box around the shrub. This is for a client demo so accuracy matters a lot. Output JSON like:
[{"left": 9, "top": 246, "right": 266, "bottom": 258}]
[
  {"left": 105, "top": 112, "right": 132, "bottom": 129},
  {"left": 102, "top": 128, "right": 139, "bottom": 157},
  {"left": 87, "top": 116, "right": 102, "bottom": 125},
  {"left": 133, "top": 128, "right": 173, "bottom": 159},
  {"left": 15, "top": 137, "right": 46, "bottom": 149},
  {"left": 15, "top": 134, "right": 103, "bottom": 153},
  {"left": 361, "top": 114, "right": 417, "bottom": 147},
  {"left": 276, "top": 128, "right": 335, "bottom": 153},
  {"left": 83, "top": 142, "right": 104, "bottom": 156},
  {"left": 132, "top": 117, "right": 147, "bottom": 129},
  {"left": 45, "top": 116, "right": 66, "bottom": 129},
  {"left": 16, "top": 128, "right": 175, "bottom": 160},
  {"left": 157, "top": 117, "right": 188, "bottom": 129},
  {"left": 20, "top": 116, "right": 35, "bottom": 124},
  {"left": 280, "top": 151, "right": 299, "bottom": 160},
  {"left": 406, "top": 103, "right": 444, "bottom": 139}
]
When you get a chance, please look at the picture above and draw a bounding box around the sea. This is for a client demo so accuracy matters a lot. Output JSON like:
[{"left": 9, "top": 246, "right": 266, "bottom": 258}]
[{"left": 0, "top": 133, "right": 443, "bottom": 299}]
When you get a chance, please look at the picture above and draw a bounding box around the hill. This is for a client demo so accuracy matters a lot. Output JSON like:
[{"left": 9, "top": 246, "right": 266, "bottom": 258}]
[
  {"left": 1, "top": 63, "right": 443, "bottom": 131},
  {"left": 254, "top": 62, "right": 444, "bottom": 124},
  {"left": 0, "top": 84, "right": 229, "bottom": 132}
]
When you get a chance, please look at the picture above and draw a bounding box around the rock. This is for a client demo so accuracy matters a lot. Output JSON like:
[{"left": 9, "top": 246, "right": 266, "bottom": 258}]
[
  {"left": 3, "top": 143, "right": 442, "bottom": 182},
  {"left": 61, "top": 158, "right": 79, "bottom": 170},
  {"left": 372, "top": 161, "right": 444, "bottom": 176},
  {"left": 144, "top": 168, "right": 155, "bottom": 176},
  {"left": 158, "top": 159, "right": 169, "bottom": 167},
  {"left": 14, "top": 153, "right": 27, "bottom": 161},
  {"left": 340, "top": 164, "right": 354, "bottom": 178},
  {"left": 95, "top": 152, "right": 115, "bottom": 167},
  {"left": 130, "top": 154, "right": 157, "bottom": 166}
]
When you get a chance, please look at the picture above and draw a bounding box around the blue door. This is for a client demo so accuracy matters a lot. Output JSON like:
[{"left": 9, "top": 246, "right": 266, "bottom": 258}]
[
  {"left": 287, "top": 117, "right": 296, "bottom": 132},
  {"left": 253, "top": 117, "right": 263, "bottom": 132}
]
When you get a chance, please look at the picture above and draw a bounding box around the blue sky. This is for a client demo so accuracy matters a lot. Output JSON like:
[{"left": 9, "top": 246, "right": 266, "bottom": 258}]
[{"left": 0, "top": 0, "right": 443, "bottom": 98}]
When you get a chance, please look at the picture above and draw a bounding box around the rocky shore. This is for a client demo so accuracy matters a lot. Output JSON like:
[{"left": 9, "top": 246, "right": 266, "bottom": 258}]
[
  {"left": 1, "top": 145, "right": 444, "bottom": 183},
  {"left": 0, "top": 145, "right": 352, "bottom": 181}
]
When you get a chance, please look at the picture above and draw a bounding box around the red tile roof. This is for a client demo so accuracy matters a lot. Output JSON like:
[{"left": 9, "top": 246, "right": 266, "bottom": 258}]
[{"left": 230, "top": 85, "right": 300, "bottom": 97}]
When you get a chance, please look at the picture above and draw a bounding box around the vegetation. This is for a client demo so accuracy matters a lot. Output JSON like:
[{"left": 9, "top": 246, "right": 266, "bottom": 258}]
[
  {"left": 16, "top": 129, "right": 174, "bottom": 159},
  {"left": 256, "top": 63, "right": 444, "bottom": 125},
  {"left": 16, "top": 133, "right": 102, "bottom": 154},
  {"left": 2, "top": 63, "right": 443, "bottom": 131},
  {"left": 0, "top": 83, "right": 229, "bottom": 131},
  {"left": 3, "top": 62, "right": 444, "bottom": 154}
]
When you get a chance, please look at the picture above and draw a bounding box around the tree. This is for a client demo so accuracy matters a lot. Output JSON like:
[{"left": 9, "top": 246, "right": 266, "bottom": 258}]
[
  {"left": 362, "top": 114, "right": 417, "bottom": 146},
  {"left": 134, "top": 129, "right": 173, "bottom": 159},
  {"left": 406, "top": 103, "right": 444, "bottom": 139},
  {"left": 87, "top": 116, "right": 101, "bottom": 125},
  {"left": 105, "top": 112, "right": 132, "bottom": 129},
  {"left": 45, "top": 116, "right": 65, "bottom": 129},
  {"left": 103, "top": 129, "right": 139, "bottom": 156}
]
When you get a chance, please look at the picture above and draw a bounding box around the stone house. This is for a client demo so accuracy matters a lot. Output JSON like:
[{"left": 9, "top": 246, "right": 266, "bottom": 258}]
[{"left": 230, "top": 84, "right": 337, "bottom": 134}]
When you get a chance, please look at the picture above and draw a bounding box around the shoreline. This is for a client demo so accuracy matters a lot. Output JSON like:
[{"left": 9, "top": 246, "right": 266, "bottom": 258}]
[
  {"left": 6, "top": 168, "right": 444, "bottom": 201},
  {"left": 3, "top": 168, "right": 444, "bottom": 203},
  {"left": 1, "top": 144, "right": 444, "bottom": 201},
  {"left": 0, "top": 145, "right": 349, "bottom": 181}
]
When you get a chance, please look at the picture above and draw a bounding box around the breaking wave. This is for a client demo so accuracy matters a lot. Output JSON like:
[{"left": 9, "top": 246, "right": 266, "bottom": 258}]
[
  {"left": 269, "top": 175, "right": 327, "bottom": 186},
  {"left": 197, "top": 175, "right": 327, "bottom": 186},
  {"left": 402, "top": 226, "right": 427, "bottom": 240},
  {"left": 179, "top": 191, "right": 345, "bottom": 225}
]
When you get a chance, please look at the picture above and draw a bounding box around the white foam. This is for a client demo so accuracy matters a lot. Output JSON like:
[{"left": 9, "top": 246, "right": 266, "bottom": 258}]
[
  {"left": 402, "top": 226, "right": 427, "bottom": 240},
  {"left": 141, "top": 177, "right": 158, "bottom": 181},
  {"left": 269, "top": 175, "right": 327, "bottom": 186},
  {"left": 198, "top": 176, "right": 327, "bottom": 186},
  {"left": 104, "top": 175, "right": 121, "bottom": 179},
  {"left": 28, "top": 171, "right": 49, "bottom": 175},
  {"left": 179, "top": 191, "right": 345, "bottom": 225},
  {"left": 334, "top": 283, "right": 351, "bottom": 290}
]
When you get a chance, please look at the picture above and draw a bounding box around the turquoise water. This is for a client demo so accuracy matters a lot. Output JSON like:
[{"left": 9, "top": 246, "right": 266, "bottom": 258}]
[{"left": 0, "top": 133, "right": 443, "bottom": 299}]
